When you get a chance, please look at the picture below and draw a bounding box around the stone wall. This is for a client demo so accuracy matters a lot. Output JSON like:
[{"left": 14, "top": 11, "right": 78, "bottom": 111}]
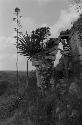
[
  {"left": 32, "top": 58, "right": 54, "bottom": 89},
  {"left": 31, "top": 45, "right": 58, "bottom": 91}
]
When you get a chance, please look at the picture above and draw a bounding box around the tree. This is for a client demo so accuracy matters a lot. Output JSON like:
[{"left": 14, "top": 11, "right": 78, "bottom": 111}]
[{"left": 18, "top": 27, "right": 51, "bottom": 59}]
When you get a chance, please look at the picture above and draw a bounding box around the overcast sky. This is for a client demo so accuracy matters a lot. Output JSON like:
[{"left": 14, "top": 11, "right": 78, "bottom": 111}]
[{"left": 0, "top": 0, "right": 80, "bottom": 71}]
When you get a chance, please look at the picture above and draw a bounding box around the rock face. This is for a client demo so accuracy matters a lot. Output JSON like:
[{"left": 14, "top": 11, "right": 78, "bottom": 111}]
[
  {"left": 70, "top": 15, "right": 82, "bottom": 76},
  {"left": 70, "top": 31, "right": 82, "bottom": 75},
  {"left": 59, "top": 16, "right": 82, "bottom": 77}
]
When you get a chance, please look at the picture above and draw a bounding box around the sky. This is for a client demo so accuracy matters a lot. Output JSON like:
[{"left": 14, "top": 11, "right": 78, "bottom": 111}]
[{"left": 0, "top": 0, "right": 81, "bottom": 71}]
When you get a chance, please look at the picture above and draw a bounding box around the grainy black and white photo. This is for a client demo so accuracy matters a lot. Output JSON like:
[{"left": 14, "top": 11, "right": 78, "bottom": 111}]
[{"left": 0, "top": 0, "right": 82, "bottom": 124}]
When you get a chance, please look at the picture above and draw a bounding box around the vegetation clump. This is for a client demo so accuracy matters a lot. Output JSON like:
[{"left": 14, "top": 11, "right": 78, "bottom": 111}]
[{"left": 18, "top": 27, "right": 51, "bottom": 59}]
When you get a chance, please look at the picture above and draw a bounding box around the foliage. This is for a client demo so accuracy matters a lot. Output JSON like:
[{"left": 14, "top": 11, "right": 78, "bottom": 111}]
[
  {"left": 40, "top": 60, "right": 54, "bottom": 91},
  {"left": 18, "top": 27, "right": 51, "bottom": 59},
  {"left": 69, "top": 0, "right": 82, "bottom": 5},
  {"left": 72, "top": 14, "right": 82, "bottom": 32},
  {"left": 68, "top": 0, "right": 82, "bottom": 12}
]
